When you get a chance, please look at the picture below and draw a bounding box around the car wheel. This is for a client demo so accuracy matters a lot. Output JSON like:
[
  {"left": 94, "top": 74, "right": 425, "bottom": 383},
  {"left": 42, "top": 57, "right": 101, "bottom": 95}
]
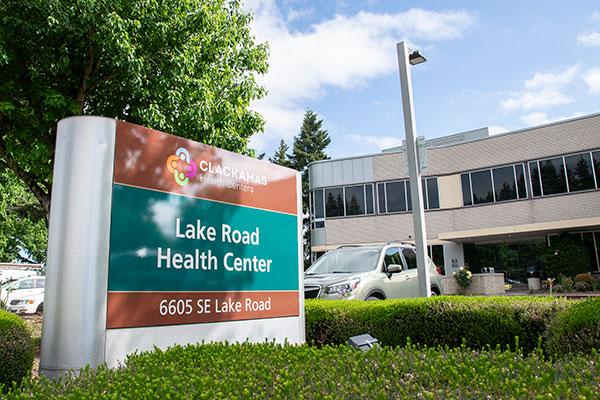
[
  {"left": 430, "top": 287, "right": 440, "bottom": 296},
  {"left": 36, "top": 303, "right": 43, "bottom": 313},
  {"left": 366, "top": 296, "right": 382, "bottom": 301}
]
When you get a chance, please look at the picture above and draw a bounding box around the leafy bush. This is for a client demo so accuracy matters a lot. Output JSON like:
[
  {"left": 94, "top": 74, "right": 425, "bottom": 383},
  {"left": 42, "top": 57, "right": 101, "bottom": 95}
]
[
  {"left": 0, "top": 310, "right": 34, "bottom": 390},
  {"left": 454, "top": 267, "right": 472, "bottom": 291},
  {"left": 543, "top": 236, "right": 591, "bottom": 278},
  {"left": 557, "top": 275, "right": 574, "bottom": 292},
  {"left": 574, "top": 281, "right": 590, "bottom": 292},
  {"left": 306, "top": 297, "right": 569, "bottom": 353},
  {"left": 575, "top": 273, "right": 597, "bottom": 285},
  {"left": 5, "top": 343, "right": 600, "bottom": 399},
  {"left": 546, "top": 297, "right": 600, "bottom": 356}
]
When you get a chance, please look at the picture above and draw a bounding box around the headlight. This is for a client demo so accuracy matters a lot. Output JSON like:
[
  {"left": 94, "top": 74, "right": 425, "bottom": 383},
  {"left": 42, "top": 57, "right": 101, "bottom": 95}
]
[
  {"left": 326, "top": 279, "right": 361, "bottom": 296},
  {"left": 11, "top": 299, "right": 34, "bottom": 305}
]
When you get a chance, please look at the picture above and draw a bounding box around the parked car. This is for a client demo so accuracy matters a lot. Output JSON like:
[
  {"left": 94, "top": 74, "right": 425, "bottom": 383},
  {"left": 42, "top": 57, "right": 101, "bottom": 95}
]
[
  {"left": 0, "top": 268, "right": 39, "bottom": 284},
  {"left": 1, "top": 276, "right": 45, "bottom": 314},
  {"left": 304, "top": 243, "right": 442, "bottom": 300}
]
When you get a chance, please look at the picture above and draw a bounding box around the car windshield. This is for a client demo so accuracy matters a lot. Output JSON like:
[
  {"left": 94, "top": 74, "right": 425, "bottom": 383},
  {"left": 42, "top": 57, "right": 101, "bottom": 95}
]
[{"left": 305, "top": 247, "right": 380, "bottom": 275}]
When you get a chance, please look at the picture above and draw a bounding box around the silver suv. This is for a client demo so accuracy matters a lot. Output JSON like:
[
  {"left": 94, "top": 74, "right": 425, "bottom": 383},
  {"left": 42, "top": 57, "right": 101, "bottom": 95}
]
[{"left": 304, "top": 243, "right": 442, "bottom": 300}]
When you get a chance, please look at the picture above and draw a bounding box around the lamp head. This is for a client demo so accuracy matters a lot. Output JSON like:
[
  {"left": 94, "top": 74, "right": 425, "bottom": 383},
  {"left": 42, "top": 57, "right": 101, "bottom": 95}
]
[{"left": 409, "top": 50, "right": 427, "bottom": 66}]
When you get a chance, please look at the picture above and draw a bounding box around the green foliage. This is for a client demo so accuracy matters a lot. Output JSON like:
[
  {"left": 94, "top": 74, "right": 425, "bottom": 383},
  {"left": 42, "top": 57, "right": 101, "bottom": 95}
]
[
  {"left": 305, "top": 297, "right": 570, "bottom": 353},
  {"left": 0, "top": 310, "right": 34, "bottom": 390},
  {"left": 575, "top": 273, "right": 597, "bottom": 285},
  {"left": 289, "top": 110, "right": 331, "bottom": 267},
  {"left": 5, "top": 343, "right": 600, "bottom": 399},
  {"left": 546, "top": 298, "right": 600, "bottom": 356},
  {"left": 453, "top": 267, "right": 472, "bottom": 290},
  {"left": 268, "top": 139, "right": 292, "bottom": 168},
  {"left": 557, "top": 275, "right": 575, "bottom": 292},
  {"left": 574, "top": 281, "right": 590, "bottom": 292},
  {"left": 543, "top": 236, "right": 591, "bottom": 278},
  {"left": 0, "top": 0, "right": 268, "bottom": 220},
  {"left": 289, "top": 110, "right": 331, "bottom": 172},
  {"left": 0, "top": 169, "right": 47, "bottom": 262}
]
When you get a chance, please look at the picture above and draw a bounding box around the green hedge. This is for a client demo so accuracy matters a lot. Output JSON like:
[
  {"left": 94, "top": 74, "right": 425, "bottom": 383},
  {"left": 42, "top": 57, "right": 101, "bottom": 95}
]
[
  {"left": 6, "top": 343, "right": 599, "bottom": 399},
  {"left": 546, "top": 297, "right": 600, "bottom": 356},
  {"left": 0, "top": 310, "right": 34, "bottom": 390},
  {"left": 305, "top": 296, "right": 570, "bottom": 353}
]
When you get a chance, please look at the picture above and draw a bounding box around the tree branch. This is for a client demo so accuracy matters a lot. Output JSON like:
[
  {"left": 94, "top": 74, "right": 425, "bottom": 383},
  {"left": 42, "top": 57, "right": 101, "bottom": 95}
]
[
  {"left": 0, "top": 136, "right": 50, "bottom": 225},
  {"left": 76, "top": 30, "right": 96, "bottom": 113}
]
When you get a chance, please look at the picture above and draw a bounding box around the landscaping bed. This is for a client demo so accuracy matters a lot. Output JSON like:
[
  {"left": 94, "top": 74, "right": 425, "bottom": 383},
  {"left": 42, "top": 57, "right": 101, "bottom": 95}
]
[
  {"left": 305, "top": 296, "right": 573, "bottom": 353},
  {"left": 4, "top": 342, "right": 600, "bottom": 399},
  {"left": 3, "top": 297, "right": 599, "bottom": 396}
]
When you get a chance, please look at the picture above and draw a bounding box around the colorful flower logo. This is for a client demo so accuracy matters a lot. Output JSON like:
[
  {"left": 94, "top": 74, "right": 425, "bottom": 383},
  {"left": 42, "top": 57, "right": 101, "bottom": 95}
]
[{"left": 166, "top": 148, "right": 198, "bottom": 186}]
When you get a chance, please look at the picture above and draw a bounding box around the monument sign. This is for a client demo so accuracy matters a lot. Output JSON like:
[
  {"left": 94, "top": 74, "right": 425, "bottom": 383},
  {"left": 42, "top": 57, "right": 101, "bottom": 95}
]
[{"left": 40, "top": 117, "right": 303, "bottom": 378}]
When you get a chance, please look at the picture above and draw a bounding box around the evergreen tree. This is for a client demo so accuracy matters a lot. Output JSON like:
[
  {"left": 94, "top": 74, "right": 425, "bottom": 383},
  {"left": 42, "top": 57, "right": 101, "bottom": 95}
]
[
  {"left": 290, "top": 110, "right": 331, "bottom": 170},
  {"left": 290, "top": 110, "right": 331, "bottom": 268},
  {"left": 269, "top": 139, "right": 291, "bottom": 167}
]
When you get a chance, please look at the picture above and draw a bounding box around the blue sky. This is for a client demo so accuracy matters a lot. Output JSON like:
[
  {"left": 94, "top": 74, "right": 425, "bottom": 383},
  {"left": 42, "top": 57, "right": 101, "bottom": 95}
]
[{"left": 245, "top": 1, "right": 600, "bottom": 158}]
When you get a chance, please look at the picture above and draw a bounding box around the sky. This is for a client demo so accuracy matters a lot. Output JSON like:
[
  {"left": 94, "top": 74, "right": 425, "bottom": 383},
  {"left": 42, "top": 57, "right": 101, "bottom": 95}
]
[{"left": 244, "top": 0, "right": 600, "bottom": 159}]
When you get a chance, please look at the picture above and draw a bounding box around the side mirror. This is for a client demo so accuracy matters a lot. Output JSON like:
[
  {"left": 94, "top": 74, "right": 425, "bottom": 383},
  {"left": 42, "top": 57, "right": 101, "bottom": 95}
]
[{"left": 386, "top": 264, "right": 402, "bottom": 278}]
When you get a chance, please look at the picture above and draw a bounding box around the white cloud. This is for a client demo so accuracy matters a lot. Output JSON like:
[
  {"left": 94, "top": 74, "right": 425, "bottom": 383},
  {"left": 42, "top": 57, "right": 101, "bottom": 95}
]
[
  {"left": 520, "top": 112, "right": 551, "bottom": 126},
  {"left": 524, "top": 65, "right": 580, "bottom": 90},
  {"left": 577, "top": 32, "right": 600, "bottom": 47},
  {"left": 287, "top": 7, "right": 314, "bottom": 22},
  {"left": 347, "top": 134, "right": 403, "bottom": 151},
  {"left": 500, "top": 89, "right": 572, "bottom": 112},
  {"left": 500, "top": 65, "right": 580, "bottom": 112},
  {"left": 584, "top": 67, "right": 600, "bottom": 93},
  {"left": 520, "top": 111, "right": 585, "bottom": 127},
  {"left": 488, "top": 126, "right": 508, "bottom": 136},
  {"left": 245, "top": 0, "right": 475, "bottom": 151}
]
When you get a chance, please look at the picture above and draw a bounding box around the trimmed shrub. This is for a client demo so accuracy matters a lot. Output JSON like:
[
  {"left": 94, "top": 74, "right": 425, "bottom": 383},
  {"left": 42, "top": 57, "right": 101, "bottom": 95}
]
[
  {"left": 575, "top": 273, "right": 597, "bottom": 285},
  {"left": 0, "top": 310, "right": 34, "bottom": 390},
  {"left": 546, "top": 297, "right": 600, "bottom": 356},
  {"left": 6, "top": 343, "right": 600, "bottom": 399},
  {"left": 306, "top": 296, "right": 570, "bottom": 353},
  {"left": 574, "top": 281, "right": 590, "bottom": 292}
]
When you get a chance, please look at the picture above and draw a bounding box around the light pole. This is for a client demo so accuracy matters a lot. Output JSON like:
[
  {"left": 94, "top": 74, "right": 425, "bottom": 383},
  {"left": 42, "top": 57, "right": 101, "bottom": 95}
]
[{"left": 396, "top": 41, "right": 431, "bottom": 297}]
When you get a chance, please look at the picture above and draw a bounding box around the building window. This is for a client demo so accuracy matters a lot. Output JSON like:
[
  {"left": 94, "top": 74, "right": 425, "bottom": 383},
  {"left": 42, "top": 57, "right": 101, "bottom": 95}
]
[
  {"left": 515, "top": 163, "right": 527, "bottom": 199},
  {"left": 461, "top": 173, "right": 472, "bottom": 206},
  {"left": 529, "top": 161, "right": 542, "bottom": 197},
  {"left": 471, "top": 170, "right": 494, "bottom": 204},
  {"left": 594, "top": 151, "right": 600, "bottom": 188},
  {"left": 386, "top": 181, "right": 407, "bottom": 212},
  {"left": 325, "top": 188, "right": 344, "bottom": 217},
  {"left": 365, "top": 184, "right": 374, "bottom": 214},
  {"left": 425, "top": 177, "right": 439, "bottom": 209},
  {"left": 345, "top": 185, "right": 365, "bottom": 215},
  {"left": 565, "top": 152, "right": 595, "bottom": 192},
  {"left": 462, "top": 163, "right": 528, "bottom": 206},
  {"left": 539, "top": 157, "right": 567, "bottom": 195},
  {"left": 492, "top": 165, "right": 517, "bottom": 202},
  {"left": 377, "top": 182, "right": 386, "bottom": 213},
  {"left": 314, "top": 189, "right": 324, "bottom": 219}
]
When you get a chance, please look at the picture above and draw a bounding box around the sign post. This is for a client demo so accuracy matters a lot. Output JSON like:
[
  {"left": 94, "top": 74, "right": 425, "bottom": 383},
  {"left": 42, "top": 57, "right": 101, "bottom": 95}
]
[{"left": 40, "top": 117, "right": 304, "bottom": 378}]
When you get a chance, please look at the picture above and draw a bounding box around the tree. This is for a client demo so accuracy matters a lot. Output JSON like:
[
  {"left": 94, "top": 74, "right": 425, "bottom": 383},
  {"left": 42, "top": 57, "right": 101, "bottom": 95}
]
[
  {"left": 0, "top": 0, "right": 268, "bottom": 224},
  {"left": 289, "top": 110, "right": 331, "bottom": 267},
  {"left": 0, "top": 169, "right": 47, "bottom": 262},
  {"left": 543, "top": 235, "right": 591, "bottom": 279},
  {"left": 269, "top": 139, "right": 291, "bottom": 168}
]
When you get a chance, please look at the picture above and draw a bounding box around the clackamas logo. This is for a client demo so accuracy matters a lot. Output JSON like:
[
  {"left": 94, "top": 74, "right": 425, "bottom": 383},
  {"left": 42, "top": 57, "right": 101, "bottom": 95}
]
[
  {"left": 166, "top": 148, "right": 268, "bottom": 186},
  {"left": 166, "top": 148, "right": 198, "bottom": 186}
]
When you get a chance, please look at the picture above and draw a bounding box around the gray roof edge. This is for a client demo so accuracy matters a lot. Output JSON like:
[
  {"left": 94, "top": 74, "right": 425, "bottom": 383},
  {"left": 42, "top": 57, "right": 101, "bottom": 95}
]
[{"left": 307, "top": 112, "right": 600, "bottom": 167}]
